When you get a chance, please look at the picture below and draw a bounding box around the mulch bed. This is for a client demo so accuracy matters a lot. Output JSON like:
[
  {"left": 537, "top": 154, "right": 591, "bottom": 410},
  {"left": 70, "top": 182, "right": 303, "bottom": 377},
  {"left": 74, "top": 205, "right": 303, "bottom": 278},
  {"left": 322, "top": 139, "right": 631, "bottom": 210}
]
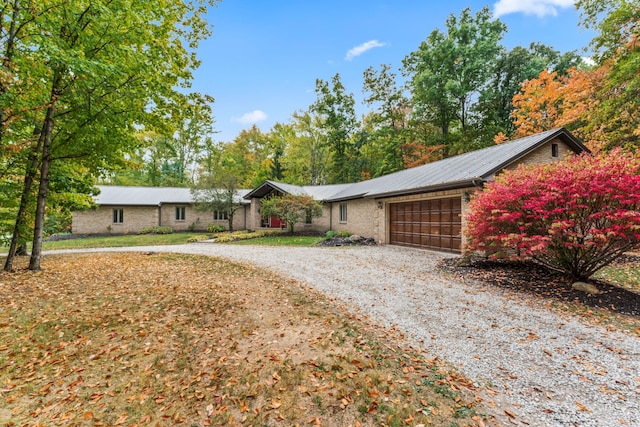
[
  {"left": 437, "top": 255, "right": 640, "bottom": 316},
  {"left": 316, "top": 236, "right": 377, "bottom": 247}
]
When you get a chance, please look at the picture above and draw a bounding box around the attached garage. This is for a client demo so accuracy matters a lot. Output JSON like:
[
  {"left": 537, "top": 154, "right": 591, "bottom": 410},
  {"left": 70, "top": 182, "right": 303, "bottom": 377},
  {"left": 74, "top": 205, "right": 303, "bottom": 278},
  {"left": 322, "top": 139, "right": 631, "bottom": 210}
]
[{"left": 389, "top": 197, "right": 462, "bottom": 253}]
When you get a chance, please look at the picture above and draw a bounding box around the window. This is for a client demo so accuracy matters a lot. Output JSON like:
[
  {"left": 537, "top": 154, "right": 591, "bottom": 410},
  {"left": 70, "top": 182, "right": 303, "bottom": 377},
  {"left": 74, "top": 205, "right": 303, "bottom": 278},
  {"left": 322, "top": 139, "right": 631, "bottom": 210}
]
[
  {"left": 305, "top": 208, "right": 313, "bottom": 224},
  {"left": 551, "top": 143, "right": 559, "bottom": 158},
  {"left": 339, "top": 203, "right": 347, "bottom": 223},
  {"left": 113, "top": 208, "right": 124, "bottom": 224},
  {"left": 214, "top": 210, "right": 228, "bottom": 221},
  {"left": 176, "top": 206, "right": 186, "bottom": 221}
]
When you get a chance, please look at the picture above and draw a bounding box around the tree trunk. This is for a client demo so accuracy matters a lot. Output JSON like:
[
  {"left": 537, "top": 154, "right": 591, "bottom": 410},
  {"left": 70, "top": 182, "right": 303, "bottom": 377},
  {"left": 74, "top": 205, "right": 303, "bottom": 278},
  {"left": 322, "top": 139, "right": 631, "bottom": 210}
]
[
  {"left": 29, "top": 103, "right": 56, "bottom": 271},
  {"left": 228, "top": 213, "right": 234, "bottom": 233},
  {"left": 3, "top": 127, "right": 43, "bottom": 271}
]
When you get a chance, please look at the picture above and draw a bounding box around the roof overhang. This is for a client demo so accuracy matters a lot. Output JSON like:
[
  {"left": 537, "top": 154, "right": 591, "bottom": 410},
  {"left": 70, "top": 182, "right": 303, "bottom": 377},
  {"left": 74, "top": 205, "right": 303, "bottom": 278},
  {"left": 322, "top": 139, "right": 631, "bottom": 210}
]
[
  {"left": 244, "top": 181, "right": 286, "bottom": 199},
  {"left": 366, "top": 179, "right": 483, "bottom": 200}
]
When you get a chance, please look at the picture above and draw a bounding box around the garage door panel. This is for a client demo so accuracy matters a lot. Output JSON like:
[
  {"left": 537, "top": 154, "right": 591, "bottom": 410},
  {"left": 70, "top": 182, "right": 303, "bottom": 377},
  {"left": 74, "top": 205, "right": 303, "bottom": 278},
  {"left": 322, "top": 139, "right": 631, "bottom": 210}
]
[{"left": 389, "top": 197, "right": 462, "bottom": 253}]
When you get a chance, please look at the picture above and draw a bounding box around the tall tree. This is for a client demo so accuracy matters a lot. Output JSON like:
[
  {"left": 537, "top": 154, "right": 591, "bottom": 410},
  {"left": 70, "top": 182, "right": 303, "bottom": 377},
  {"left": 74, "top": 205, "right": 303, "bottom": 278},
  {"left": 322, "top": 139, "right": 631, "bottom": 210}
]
[
  {"left": 3, "top": 0, "right": 218, "bottom": 271},
  {"left": 281, "top": 110, "right": 330, "bottom": 185},
  {"left": 312, "top": 73, "right": 358, "bottom": 184},
  {"left": 361, "top": 64, "right": 409, "bottom": 177},
  {"left": 577, "top": 0, "right": 639, "bottom": 149},
  {"left": 403, "top": 7, "right": 506, "bottom": 155},
  {"left": 478, "top": 44, "right": 582, "bottom": 141}
]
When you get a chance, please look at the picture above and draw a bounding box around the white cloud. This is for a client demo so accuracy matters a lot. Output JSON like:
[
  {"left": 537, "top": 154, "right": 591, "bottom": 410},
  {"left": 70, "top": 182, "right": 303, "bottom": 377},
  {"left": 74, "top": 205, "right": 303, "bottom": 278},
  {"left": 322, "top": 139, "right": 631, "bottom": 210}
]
[
  {"left": 493, "top": 0, "right": 575, "bottom": 18},
  {"left": 233, "top": 110, "right": 267, "bottom": 125},
  {"left": 581, "top": 56, "right": 596, "bottom": 66},
  {"left": 345, "top": 40, "right": 387, "bottom": 61}
]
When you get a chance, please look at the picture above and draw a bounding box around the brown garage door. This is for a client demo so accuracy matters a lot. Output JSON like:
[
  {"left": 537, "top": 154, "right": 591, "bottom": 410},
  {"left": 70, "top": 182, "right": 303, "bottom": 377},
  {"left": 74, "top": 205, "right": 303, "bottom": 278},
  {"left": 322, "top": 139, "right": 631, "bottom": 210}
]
[{"left": 389, "top": 198, "right": 462, "bottom": 253}]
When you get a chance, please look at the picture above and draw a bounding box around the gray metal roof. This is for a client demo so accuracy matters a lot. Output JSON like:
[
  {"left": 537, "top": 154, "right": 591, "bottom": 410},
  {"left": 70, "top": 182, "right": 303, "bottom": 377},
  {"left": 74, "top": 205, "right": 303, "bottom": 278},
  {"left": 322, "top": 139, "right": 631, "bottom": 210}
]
[
  {"left": 95, "top": 185, "right": 251, "bottom": 205},
  {"left": 243, "top": 180, "right": 351, "bottom": 201},
  {"left": 326, "top": 128, "right": 587, "bottom": 201}
]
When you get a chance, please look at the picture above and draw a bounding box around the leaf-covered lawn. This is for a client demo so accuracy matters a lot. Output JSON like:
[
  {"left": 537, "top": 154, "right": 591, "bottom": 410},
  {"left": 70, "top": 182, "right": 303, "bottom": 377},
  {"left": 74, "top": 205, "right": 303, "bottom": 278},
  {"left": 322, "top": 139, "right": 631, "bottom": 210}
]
[{"left": 0, "top": 253, "right": 489, "bottom": 426}]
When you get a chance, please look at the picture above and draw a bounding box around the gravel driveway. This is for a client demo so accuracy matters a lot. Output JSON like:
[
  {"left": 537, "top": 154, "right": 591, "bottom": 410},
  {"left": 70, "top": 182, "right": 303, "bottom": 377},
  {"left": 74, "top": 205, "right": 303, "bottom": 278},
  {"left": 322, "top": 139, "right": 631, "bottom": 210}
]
[{"left": 48, "top": 244, "right": 640, "bottom": 426}]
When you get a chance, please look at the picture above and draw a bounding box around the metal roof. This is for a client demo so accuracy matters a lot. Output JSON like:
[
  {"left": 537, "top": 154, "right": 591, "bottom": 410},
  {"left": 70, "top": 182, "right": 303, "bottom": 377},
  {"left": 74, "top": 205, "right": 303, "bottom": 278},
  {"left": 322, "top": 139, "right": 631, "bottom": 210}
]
[
  {"left": 243, "top": 181, "right": 351, "bottom": 201},
  {"left": 95, "top": 186, "right": 251, "bottom": 206},
  {"left": 326, "top": 128, "right": 587, "bottom": 201}
]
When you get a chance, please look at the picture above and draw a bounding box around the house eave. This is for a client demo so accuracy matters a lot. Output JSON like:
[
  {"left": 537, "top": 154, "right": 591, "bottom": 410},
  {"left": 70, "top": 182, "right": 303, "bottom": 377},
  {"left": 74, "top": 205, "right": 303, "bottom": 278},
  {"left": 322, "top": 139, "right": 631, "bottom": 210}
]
[{"left": 365, "top": 179, "right": 484, "bottom": 200}]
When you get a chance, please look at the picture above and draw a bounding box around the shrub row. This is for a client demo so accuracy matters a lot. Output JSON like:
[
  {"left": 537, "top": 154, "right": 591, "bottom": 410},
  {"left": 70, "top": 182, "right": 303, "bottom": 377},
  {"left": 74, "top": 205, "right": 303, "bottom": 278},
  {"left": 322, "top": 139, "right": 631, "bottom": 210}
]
[{"left": 137, "top": 226, "right": 173, "bottom": 235}]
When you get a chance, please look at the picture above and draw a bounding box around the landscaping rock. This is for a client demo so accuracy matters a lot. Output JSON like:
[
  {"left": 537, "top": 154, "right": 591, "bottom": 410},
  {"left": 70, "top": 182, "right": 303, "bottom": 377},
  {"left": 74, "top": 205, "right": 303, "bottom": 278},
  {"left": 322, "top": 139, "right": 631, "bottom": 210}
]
[
  {"left": 571, "top": 281, "right": 601, "bottom": 294},
  {"left": 316, "top": 236, "right": 377, "bottom": 247}
]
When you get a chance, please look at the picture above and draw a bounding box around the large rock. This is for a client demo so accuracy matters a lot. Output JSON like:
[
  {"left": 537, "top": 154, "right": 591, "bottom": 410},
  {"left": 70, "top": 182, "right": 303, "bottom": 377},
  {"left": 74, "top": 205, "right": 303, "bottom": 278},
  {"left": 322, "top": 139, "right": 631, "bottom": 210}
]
[{"left": 571, "top": 281, "right": 601, "bottom": 295}]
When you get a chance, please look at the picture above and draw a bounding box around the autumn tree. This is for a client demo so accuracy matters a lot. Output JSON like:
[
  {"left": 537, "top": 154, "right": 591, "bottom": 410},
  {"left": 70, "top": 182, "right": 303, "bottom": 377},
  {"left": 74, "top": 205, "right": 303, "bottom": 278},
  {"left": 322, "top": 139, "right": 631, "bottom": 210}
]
[
  {"left": 479, "top": 44, "right": 581, "bottom": 141},
  {"left": 465, "top": 150, "right": 640, "bottom": 280},
  {"left": 577, "top": 0, "right": 639, "bottom": 149},
  {"left": 510, "top": 69, "right": 565, "bottom": 138},
  {"left": 259, "top": 194, "right": 322, "bottom": 235}
]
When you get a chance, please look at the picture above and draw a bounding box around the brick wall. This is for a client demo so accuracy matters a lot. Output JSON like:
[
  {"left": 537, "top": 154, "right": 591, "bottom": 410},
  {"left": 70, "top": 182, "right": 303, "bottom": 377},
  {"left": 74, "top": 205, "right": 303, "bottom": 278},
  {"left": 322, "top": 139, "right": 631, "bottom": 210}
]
[
  {"left": 160, "top": 204, "right": 248, "bottom": 231},
  {"left": 72, "top": 206, "right": 159, "bottom": 234},
  {"left": 505, "top": 138, "right": 572, "bottom": 171},
  {"left": 72, "top": 204, "right": 248, "bottom": 234},
  {"left": 330, "top": 198, "right": 378, "bottom": 238}
]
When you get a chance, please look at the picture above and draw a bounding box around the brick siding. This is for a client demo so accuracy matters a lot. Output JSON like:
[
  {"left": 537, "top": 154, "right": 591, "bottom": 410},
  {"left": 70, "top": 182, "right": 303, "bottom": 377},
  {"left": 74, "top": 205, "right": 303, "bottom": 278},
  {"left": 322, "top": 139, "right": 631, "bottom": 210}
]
[{"left": 72, "top": 204, "right": 248, "bottom": 234}]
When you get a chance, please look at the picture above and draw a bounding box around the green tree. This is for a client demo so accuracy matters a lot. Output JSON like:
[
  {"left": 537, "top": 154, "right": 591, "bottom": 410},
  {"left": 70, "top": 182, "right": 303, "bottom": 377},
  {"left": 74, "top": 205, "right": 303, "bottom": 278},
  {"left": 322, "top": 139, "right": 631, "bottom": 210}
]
[
  {"left": 259, "top": 194, "right": 322, "bottom": 235},
  {"left": 3, "top": 0, "right": 218, "bottom": 271},
  {"left": 361, "top": 64, "right": 409, "bottom": 177},
  {"left": 477, "top": 44, "right": 582, "bottom": 141},
  {"left": 312, "top": 73, "right": 358, "bottom": 183},
  {"left": 191, "top": 171, "right": 242, "bottom": 232},
  {"left": 577, "top": 0, "right": 639, "bottom": 149},
  {"left": 403, "top": 7, "right": 506, "bottom": 154},
  {"left": 281, "top": 110, "right": 330, "bottom": 185}
]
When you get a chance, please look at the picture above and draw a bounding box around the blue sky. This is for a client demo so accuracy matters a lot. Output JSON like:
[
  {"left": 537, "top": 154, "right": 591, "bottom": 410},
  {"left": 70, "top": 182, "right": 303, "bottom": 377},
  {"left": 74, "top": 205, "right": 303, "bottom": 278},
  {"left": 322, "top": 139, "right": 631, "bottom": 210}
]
[{"left": 191, "top": 0, "right": 594, "bottom": 143}]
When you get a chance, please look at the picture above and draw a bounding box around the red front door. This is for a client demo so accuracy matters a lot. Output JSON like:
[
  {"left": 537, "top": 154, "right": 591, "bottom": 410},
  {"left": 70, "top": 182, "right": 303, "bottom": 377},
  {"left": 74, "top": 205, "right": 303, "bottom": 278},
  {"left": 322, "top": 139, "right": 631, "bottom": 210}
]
[{"left": 270, "top": 216, "right": 283, "bottom": 228}]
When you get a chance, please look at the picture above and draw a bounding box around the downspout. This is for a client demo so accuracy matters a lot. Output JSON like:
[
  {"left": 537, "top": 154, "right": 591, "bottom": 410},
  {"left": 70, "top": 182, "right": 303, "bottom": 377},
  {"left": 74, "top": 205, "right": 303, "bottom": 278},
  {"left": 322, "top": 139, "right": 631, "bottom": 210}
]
[
  {"left": 158, "top": 203, "right": 162, "bottom": 226},
  {"left": 329, "top": 203, "right": 333, "bottom": 230},
  {"left": 244, "top": 204, "right": 247, "bottom": 230}
]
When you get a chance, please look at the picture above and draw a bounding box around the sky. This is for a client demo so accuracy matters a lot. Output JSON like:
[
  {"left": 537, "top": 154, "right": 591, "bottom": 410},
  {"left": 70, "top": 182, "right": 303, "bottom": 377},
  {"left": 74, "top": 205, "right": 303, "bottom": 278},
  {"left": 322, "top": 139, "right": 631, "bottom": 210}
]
[{"left": 191, "top": 0, "right": 595, "bottom": 143}]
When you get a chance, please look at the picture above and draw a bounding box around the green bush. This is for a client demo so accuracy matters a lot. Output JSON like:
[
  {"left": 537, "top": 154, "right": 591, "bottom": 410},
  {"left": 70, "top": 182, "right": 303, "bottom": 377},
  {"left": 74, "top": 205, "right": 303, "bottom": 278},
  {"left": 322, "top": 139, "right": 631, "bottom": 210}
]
[
  {"left": 213, "top": 229, "right": 283, "bottom": 243},
  {"left": 206, "top": 224, "right": 226, "bottom": 233},
  {"left": 337, "top": 230, "right": 351, "bottom": 237},
  {"left": 138, "top": 226, "right": 173, "bottom": 235},
  {"left": 325, "top": 230, "right": 337, "bottom": 240}
]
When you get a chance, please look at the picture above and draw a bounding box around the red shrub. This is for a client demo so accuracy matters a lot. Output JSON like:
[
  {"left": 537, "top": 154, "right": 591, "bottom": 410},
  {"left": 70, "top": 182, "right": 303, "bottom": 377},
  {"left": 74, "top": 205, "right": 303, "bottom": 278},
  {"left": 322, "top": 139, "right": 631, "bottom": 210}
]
[{"left": 465, "top": 149, "right": 640, "bottom": 279}]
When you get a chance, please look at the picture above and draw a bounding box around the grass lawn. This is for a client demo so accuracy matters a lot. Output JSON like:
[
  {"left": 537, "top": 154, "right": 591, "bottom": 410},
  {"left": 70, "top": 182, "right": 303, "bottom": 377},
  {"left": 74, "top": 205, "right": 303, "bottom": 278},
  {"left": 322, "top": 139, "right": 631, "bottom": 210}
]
[
  {"left": 0, "top": 253, "right": 490, "bottom": 426},
  {"left": 593, "top": 260, "right": 640, "bottom": 294},
  {"left": 230, "top": 235, "right": 324, "bottom": 246},
  {"left": 0, "top": 233, "right": 203, "bottom": 253},
  {"left": 1, "top": 232, "right": 324, "bottom": 253}
]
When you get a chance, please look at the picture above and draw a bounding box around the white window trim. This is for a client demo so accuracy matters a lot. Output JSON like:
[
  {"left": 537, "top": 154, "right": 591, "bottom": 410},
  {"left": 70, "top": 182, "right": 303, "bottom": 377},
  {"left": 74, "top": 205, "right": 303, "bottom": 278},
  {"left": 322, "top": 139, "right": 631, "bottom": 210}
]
[
  {"left": 176, "top": 206, "right": 186, "bottom": 221},
  {"left": 339, "top": 203, "right": 347, "bottom": 223},
  {"left": 113, "top": 208, "right": 124, "bottom": 224},
  {"left": 214, "top": 210, "right": 228, "bottom": 221}
]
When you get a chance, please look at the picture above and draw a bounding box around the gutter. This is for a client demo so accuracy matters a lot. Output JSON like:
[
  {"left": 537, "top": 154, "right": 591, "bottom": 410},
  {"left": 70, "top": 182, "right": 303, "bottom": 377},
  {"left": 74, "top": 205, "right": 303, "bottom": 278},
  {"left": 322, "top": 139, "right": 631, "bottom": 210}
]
[{"left": 326, "top": 180, "right": 483, "bottom": 203}]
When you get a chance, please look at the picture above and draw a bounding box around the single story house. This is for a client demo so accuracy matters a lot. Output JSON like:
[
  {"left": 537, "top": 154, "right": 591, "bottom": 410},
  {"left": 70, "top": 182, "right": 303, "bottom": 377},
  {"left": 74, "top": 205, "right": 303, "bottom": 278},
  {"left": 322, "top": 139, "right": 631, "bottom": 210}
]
[
  {"left": 73, "top": 128, "right": 587, "bottom": 253},
  {"left": 72, "top": 186, "right": 251, "bottom": 234}
]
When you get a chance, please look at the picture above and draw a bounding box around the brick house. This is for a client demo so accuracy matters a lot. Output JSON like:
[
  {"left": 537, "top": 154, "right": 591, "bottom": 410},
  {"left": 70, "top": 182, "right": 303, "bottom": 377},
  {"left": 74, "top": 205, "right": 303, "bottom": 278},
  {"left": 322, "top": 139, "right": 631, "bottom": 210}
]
[
  {"left": 72, "top": 128, "right": 587, "bottom": 253},
  {"left": 244, "top": 128, "right": 587, "bottom": 253},
  {"left": 72, "top": 186, "right": 251, "bottom": 234}
]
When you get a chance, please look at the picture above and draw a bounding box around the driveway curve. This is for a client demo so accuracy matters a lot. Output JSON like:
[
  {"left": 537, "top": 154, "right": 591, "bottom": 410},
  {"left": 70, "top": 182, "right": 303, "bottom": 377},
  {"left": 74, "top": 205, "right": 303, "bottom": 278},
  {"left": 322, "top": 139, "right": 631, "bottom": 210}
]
[{"left": 47, "top": 244, "right": 640, "bottom": 426}]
